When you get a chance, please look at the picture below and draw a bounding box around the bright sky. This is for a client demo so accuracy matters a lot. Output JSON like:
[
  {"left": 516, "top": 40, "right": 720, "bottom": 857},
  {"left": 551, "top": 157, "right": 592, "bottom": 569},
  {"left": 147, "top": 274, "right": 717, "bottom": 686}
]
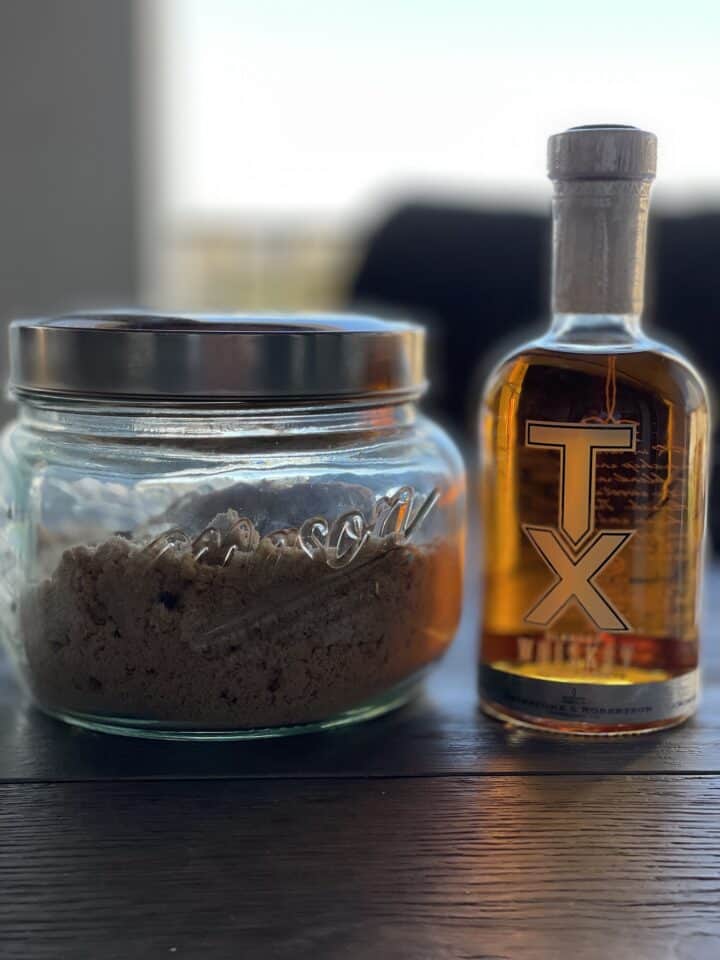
[{"left": 157, "top": 0, "right": 720, "bottom": 221}]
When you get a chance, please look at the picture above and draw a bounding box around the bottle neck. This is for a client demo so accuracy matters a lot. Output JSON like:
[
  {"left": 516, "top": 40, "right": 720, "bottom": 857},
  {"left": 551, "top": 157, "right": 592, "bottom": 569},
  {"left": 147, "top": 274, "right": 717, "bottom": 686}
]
[
  {"left": 551, "top": 177, "right": 652, "bottom": 320},
  {"left": 547, "top": 312, "right": 643, "bottom": 350}
]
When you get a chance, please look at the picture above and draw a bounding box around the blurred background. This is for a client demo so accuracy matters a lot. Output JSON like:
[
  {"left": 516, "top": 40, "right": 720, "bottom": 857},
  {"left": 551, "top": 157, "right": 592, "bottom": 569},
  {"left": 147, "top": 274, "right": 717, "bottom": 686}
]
[{"left": 1, "top": 1, "right": 719, "bottom": 475}]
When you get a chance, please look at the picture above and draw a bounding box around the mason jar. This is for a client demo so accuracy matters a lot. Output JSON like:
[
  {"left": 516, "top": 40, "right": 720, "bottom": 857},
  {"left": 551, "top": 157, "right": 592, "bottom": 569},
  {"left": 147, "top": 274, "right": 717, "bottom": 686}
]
[{"left": 0, "top": 313, "right": 465, "bottom": 740}]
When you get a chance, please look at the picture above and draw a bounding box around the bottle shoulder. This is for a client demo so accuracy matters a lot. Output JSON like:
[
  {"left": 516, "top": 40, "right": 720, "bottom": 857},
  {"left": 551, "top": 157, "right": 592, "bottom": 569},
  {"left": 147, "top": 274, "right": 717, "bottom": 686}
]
[{"left": 482, "top": 336, "right": 710, "bottom": 419}]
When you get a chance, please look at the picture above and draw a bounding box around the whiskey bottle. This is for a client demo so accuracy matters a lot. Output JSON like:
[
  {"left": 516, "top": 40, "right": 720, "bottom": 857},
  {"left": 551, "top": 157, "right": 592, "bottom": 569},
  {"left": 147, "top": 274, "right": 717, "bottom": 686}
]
[{"left": 478, "top": 125, "right": 710, "bottom": 734}]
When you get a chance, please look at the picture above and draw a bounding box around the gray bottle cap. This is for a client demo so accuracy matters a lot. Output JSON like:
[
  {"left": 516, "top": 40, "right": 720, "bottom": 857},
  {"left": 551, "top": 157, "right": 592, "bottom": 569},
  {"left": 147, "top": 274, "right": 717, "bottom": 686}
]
[{"left": 548, "top": 124, "right": 657, "bottom": 181}]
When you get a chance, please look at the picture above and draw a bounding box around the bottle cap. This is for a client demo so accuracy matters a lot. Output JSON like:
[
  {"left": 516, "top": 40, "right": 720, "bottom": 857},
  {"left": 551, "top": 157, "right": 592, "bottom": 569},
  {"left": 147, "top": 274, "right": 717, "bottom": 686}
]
[{"left": 548, "top": 124, "right": 657, "bottom": 181}]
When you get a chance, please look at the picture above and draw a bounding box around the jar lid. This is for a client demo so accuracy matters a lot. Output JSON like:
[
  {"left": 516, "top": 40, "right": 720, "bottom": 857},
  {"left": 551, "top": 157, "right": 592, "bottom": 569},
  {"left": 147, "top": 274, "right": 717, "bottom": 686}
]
[{"left": 9, "top": 312, "right": 426, "bottom": 404}]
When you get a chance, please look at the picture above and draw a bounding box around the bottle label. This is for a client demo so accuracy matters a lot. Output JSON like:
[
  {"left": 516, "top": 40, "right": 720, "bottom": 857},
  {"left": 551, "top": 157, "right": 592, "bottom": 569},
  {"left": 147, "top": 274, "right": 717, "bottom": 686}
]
[
  {"left": 523, "top": 421, "right": 637, "bottom": 632},
  {"left": 480, "top": 665, "right": 699, "bottom": 726}
]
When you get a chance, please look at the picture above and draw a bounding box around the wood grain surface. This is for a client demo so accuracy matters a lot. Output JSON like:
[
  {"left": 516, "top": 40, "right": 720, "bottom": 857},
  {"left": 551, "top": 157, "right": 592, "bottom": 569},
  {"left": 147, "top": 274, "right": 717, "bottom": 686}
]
[
  {"left": 1, "top": 572, "right": 719, "bottom": 958},
  {"left": 2, "top": 777, "right": 719, "bottom": 960}
]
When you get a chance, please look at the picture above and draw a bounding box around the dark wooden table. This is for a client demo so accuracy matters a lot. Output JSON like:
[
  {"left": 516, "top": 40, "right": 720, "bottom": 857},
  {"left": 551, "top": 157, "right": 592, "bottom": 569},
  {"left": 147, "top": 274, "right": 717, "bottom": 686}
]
[{"left": 2, "top": 571, "right": 720, "bottom": 960}]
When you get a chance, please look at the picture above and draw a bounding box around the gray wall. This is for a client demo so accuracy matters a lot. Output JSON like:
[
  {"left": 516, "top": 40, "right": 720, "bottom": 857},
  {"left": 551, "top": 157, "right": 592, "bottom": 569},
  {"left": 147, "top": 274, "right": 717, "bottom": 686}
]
[{"left": 0, "top": 0, "right": 139, "bottom": 418}]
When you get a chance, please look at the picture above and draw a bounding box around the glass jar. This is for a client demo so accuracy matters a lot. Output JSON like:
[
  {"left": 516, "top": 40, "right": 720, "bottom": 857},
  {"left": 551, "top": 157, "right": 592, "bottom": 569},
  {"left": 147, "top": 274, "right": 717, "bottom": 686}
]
[{"left": 0, "top": 313, "right": 465, "bottom": 739}]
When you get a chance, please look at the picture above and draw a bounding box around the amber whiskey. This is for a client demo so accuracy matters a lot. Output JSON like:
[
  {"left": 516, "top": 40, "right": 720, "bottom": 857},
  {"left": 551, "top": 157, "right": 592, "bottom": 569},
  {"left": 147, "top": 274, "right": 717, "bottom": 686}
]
[{"left": 479, "top": 126, "right": 710, "bottom": 734}]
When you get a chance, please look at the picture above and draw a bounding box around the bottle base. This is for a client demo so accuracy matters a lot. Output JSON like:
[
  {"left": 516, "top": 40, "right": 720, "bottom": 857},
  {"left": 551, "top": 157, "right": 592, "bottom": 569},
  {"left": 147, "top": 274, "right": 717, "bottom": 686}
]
[
  {"left": 479, "top": 663, "right": 699, "bottom": 736},
  {"left": 481, "top": 697, "right": 693, "bottom": 736}
]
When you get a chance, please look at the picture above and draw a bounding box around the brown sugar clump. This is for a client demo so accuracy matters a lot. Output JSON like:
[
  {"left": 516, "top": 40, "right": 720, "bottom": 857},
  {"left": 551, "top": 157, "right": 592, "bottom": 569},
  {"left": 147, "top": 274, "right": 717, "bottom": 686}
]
[{"left": 21, "top": 506, "right": 460, "bottom": 730}]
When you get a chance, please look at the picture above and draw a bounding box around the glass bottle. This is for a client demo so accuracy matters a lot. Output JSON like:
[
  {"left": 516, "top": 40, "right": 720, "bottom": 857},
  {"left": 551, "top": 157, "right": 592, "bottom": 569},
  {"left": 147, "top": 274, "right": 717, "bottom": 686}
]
[{"left": 478, "top": 125, "right": 710, "bottom": 734}]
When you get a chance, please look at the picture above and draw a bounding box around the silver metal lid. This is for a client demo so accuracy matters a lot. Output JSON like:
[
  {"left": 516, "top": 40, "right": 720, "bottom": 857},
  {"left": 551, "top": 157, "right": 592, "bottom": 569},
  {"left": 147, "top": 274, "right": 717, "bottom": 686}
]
[
  {"left": 548, "top": 124, "right": 657, "bottom": 181},
  {"left": 9, "top": 312, "right": 426, "bottom": 403}
]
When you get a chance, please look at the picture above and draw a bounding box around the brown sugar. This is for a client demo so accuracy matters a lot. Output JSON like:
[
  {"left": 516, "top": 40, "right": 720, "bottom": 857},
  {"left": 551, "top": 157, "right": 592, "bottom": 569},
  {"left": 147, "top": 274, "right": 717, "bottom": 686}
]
[{"left": 21, "top": 493, "right": 461, "bottom": 730}]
